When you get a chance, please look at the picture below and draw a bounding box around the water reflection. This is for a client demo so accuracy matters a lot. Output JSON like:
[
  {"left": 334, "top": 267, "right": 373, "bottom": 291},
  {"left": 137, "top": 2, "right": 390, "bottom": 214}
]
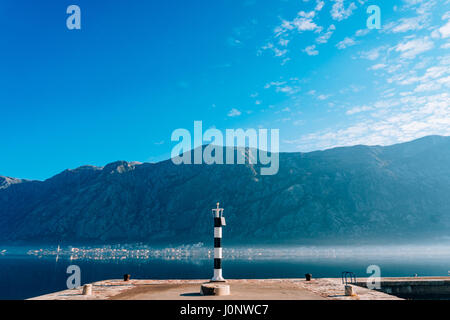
[{"left": 14, "top": 243, "right": 450, "bottom": 262}]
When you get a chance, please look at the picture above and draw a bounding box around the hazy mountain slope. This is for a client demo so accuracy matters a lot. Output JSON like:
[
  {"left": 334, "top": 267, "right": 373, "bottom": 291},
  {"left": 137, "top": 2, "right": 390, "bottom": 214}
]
[{"left": 0, "top": 135, "right": 449, "bottom": 244}]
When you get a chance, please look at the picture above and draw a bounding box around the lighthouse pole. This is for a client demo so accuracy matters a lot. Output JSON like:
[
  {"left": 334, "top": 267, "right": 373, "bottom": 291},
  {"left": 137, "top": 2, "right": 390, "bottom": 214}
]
[{"left": 211, "top": 202, "right": 226, "bottom": 282}]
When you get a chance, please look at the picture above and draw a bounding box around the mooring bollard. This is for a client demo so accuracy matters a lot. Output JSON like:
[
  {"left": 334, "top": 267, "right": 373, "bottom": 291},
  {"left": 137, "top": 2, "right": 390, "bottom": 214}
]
[
  {"left": 124, "top": 274, "right": 131, "bottom": 281},
  {"left": 305, "top": 273, "right": 312, "bottom": 281},
  {"left": 201, "top": 283, "right": 230, "bottom": 296},
  {"left": 345, "top": 285, "right": 356, "bottom": 296},
  {"left": 82, "top": 284, "right": 92, "bottom": 296}
]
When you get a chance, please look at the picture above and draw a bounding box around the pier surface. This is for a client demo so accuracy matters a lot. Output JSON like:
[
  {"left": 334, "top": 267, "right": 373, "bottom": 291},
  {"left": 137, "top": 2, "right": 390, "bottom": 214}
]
[{"left": 29, "top": 278, "right": 404, "bottom": 300}]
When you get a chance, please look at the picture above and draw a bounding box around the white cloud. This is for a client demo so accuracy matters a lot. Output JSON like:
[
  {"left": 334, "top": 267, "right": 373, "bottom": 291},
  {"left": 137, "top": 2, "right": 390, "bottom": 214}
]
[
  {"left": 293, "top": 119, "right": 305, "bottom": 126},
  {"left": 274, "top": 47, "right": 288, "bottom": 57},
  {"left": 316, "top": 24, "right": 336, "bottom": 44},
  {"left": 278, "top": 86, "right": 300, "bottom": 94},
  {"left": 260, "top": 42, "right": 289, "bottom": 60},
  {"left": 280, "top": 0, "right": 449, "bottom": 151},
  {"left": 346, "top": 106, "right": 372, "bottom": 115},
  {"left": 265, "top": 79, "right": 301, "bottom": 95},
  {"left": 315, "top": 0, "right": 325, "bottom": 11},
  {"left": 394, "top": 37, "right": 434, "bottom": 59},
  {"left": 384, "top": 16, "right": 429, "bottom": 33},
  {"left": 355, "top": 29, "right": 370, "bottom": 37},
  {"left": 384, "top": 60, "right": 450, "bottom": 95},
  {"left": 336, "top": 37, "right": 356, "bottom": 49},
  {"left": 279, "top": 38, "right": 290, "bottom": 46},
  {"left": 438, "top": 21, "right": 450, "bottom": 38},
  {"left": 263, "top": 0, "right": 331, "bottom": 61},
  {"left": 317, "top": 94, "right": 330, "bottom": 100},
  {"left": 264, "top": 81, "right": 286, "bottom": 89},
  {"left": 359, "top": 46, "right": 386, "bottom": 60},
  {"left": 228, "top": 37, "right": 242, "bottom": 47},
  {"left": 298, "top": 10, "right": 316, "bottom": 19},
  {"left": 292, "top": 17, "right": 321, "bottom": 32},
  {"left": 274, "top": 15, "right": 321, "bottom": 38},
  {"left": 304, "top": 45, "right": 319, "bottom": 56},
  {"left": 227, "top": 108, "right": 241, "bottom": 117},
  {"left": 295, "top": 93, "right": 450, "bottom": 151},
  {"left": 369, "top": 63, "right": 387, "bottom": 70},
  {"left": 330, "top": 0, "right": 357, "bottom": 21},
  {"left": 413, "top": 69, "right": 450, "bottom": 92},
  {"left": 443, "top": 11, "right": 450, "bottom": 20}
]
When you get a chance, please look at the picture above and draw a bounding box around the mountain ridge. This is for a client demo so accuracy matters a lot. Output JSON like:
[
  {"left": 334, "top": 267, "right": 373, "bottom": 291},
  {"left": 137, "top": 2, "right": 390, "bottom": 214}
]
[{"left": 1, "top": 135, "right": 449, "bottom": 244}]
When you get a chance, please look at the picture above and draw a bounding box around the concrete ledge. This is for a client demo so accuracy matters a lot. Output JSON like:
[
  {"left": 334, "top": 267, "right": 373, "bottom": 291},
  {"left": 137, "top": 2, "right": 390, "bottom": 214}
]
[{"left": 355, "top": 277, "right": 450, "bottom": 299}]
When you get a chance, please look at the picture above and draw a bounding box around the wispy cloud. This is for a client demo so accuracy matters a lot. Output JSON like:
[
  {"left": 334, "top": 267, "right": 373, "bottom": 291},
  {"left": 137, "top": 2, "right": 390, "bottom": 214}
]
[
  {"left": 346, "top": 105, "right": 372, "bottom": 115},
  {"left": 330, "top": 0, "right": 357, "bottom": 21},
  {"left": 258, "top": 0, "right": 448, "bottom": 152},
  {"left": 383, "top": 16, "right": 429, "bottom": 33},
  {"left": 294, "top": 92, "right": 450, "bottom": 151},
  {"left": 317, "top": 94, "right": 330, "bottom": 100},
  {"left": 304, "top": 45, "right": 319, "bottom": 56},
  {"left": 262, "top": 1, "right": 328, "bottom": 62},
  {"left": 358, "top": 46, "right": 387, "bottom": 60},
  {"left": 227, "top": 108, "right": 242, "bottom": 117},
  {"left": 355, "top": 29, "right": 370, "bottom": 37},
  {"left": 264, "top": 78, "right": 302, "bottom": 95},
  {"left": 315, "top": 0, "right": 325, "bottom": 12},
  {"left": 394, "top": 37, "right": 434, "bottom": 59},
  {"left": 274, "top": 12, "right": 322, "bottom": 38},
  {"left": 336, "top": 37, "right": 356, "bottom": 49},
  {"left": 369, "top": 63, "right": 387, "bottom": 71},
  {"left": 316, "top": 24, "right": 336, "bottom": 44},
  {"left": 432, "top": 20, "right": 450, "bottom": 39}
]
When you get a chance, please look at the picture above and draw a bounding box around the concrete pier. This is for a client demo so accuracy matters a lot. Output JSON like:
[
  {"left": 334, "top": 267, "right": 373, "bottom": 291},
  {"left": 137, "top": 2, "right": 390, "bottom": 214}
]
[{"left": 28, "top": 278, "right": 405, "bottom": 300}]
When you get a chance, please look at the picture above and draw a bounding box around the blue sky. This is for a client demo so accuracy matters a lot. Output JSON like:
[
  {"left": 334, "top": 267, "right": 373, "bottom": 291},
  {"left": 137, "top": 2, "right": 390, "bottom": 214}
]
[{"left": 1, "top": 0, "right": 449, "bottom": 180}]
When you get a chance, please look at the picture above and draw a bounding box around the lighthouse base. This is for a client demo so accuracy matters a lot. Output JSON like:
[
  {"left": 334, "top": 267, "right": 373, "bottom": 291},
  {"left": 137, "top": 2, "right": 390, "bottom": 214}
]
[
  {"left": 211, "top": 269, "right": 226, "bottom": 282},
  {"left": 200, "top": 283, "right": 230, "bottom": 296}
]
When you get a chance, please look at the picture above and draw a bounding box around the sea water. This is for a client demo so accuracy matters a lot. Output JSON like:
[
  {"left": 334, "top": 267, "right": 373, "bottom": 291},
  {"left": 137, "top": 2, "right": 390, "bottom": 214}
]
[{"left": 0, "top": 244, "right": 449, "bottom": 300}]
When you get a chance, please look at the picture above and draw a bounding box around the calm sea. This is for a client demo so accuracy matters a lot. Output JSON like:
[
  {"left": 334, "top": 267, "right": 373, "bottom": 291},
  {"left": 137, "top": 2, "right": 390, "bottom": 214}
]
[{"left": 1, "top": 245, "right": 449, "bottom": 300}]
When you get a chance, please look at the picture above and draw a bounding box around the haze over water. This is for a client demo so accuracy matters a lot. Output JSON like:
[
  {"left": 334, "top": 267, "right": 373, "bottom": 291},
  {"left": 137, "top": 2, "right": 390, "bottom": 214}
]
[{"left": 0, "top": 244, "right": 449, "bottom": 300}]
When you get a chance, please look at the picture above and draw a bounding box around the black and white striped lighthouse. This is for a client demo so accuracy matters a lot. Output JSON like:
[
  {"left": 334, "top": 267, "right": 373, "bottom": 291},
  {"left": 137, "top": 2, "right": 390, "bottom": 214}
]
[{"left": 211, "top": 202, "right": 226, "bottom": 282}]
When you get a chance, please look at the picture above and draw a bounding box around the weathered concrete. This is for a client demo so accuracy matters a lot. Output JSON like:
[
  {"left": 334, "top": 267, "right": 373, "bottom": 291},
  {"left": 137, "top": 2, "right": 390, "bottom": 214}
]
[
  {"left": 345, "top": 285, "right": 356, "bottom": 296},
  {"left": 200, "top": 283, "right": 230, "bottom": 296},
  {"left": 29, "top": 278, "right": 401, "bottom": 300},
  {"left": 355, "top": 277, "right": 450, "bottom": 299},
  {"left": 82, "top": 284, "right": 92, "bottom": 296},
  {"left": 295, "top": 278, "right": 402, "bottom": 300}
]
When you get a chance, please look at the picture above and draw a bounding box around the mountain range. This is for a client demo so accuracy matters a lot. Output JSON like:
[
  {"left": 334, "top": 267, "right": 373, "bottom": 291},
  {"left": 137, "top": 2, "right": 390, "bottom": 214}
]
[{"left": 1, "top": 135, "right": 450, "bottom": 245}]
